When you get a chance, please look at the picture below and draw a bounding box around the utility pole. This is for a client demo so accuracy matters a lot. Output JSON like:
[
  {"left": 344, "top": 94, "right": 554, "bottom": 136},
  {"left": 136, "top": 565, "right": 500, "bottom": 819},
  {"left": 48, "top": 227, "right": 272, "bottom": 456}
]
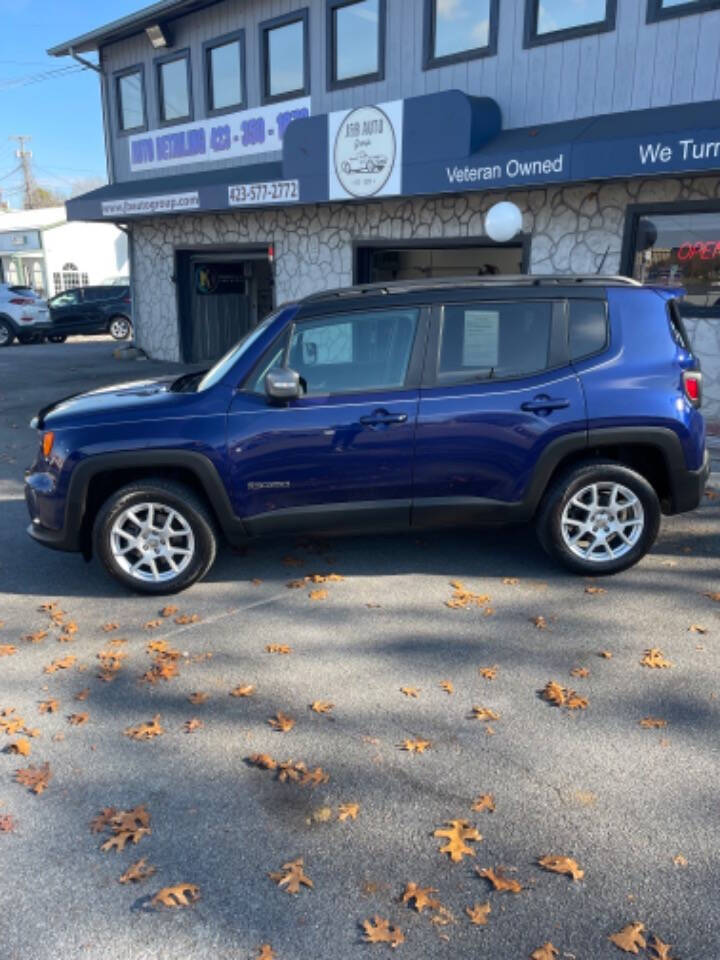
[{"left": 10, "top": 135, "right": 35, "bottom": 208}]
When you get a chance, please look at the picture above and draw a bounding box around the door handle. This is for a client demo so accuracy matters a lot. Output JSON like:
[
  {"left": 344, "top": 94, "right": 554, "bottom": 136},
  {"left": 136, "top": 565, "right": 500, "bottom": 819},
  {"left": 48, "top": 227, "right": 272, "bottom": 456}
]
[
  {"left": 359, "top": 410, "right": 408, "bottom": 428},
  {"left": 521, "top": 395, "right": 570, "bottom": 414}
]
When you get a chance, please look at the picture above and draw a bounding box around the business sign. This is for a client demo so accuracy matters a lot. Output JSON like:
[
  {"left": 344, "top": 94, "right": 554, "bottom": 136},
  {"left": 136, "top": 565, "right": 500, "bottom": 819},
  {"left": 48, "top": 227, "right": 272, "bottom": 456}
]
[
  {"left": 0, "top": 230, "right": 41, "bottom": 253},
  {"left": 128, "top": 97, "right": 311, "bottom": 173},
  {"left": 101, "top": 192, "right": 200, "bottom": 217},
  {"left": 229, "top": 179, "right": 299, "bottom": 207},
  {"left": 329, "top": 101, "right": 403, "bottom": 200}
]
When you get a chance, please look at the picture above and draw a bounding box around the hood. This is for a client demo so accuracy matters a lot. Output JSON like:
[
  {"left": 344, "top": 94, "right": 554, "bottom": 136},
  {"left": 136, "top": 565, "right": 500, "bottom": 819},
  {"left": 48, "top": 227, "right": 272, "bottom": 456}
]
[{"left": 36, "top": 376, "right": 179, "bottom": 429}]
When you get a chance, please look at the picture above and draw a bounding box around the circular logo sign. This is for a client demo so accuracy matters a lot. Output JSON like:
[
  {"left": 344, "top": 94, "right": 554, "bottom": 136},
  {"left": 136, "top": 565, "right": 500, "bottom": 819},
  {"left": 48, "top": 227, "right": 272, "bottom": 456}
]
[{"left": 333, "top": 105, "right": 396, "bottom": 199}]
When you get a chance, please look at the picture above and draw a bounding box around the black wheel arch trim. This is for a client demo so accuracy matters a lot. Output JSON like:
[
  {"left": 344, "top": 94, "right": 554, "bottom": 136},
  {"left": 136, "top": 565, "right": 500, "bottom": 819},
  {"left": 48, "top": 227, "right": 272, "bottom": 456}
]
[{"left": 33, "top": 449, "right": 248, "bottom": 553}]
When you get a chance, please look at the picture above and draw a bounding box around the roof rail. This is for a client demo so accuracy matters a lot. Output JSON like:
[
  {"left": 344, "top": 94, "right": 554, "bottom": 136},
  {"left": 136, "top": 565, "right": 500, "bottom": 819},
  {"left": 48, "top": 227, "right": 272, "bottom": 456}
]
[{"left": 300, "top": 274, "right": 641, "bottom": 301}]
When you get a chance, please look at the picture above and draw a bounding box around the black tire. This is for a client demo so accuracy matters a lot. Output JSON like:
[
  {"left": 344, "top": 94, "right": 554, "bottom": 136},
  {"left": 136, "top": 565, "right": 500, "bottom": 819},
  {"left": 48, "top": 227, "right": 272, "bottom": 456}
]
[
  {"left": 0, "top": 318, "right": 14, "bottom": 347},
  {"left": 535, "top": 461, "right": 661, "bottom": 576},
  {"left": 108, "top": 316, "right": 132, "bottom": 340},
  {"left": 93, "top": 479, "right": 218, "bottom": 594},
  {"left": 47, "top": 334, "right": 67, "bottom": 344}
]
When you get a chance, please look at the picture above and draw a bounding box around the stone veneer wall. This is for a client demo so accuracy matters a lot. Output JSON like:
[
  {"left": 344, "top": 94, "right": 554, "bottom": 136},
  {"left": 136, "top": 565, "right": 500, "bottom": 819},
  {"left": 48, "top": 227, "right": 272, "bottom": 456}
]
[{"left": 132, "top": 175, "right": 720, "bottom": 418}]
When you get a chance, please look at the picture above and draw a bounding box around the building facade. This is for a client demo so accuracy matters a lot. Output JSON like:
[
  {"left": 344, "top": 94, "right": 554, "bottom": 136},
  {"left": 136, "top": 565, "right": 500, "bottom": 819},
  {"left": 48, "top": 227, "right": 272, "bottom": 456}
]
[
  {"left": 50, "top": 0, "right": 720, "bottom": 416},
  {"left": 0, "top": 207, "right": 128, "bottom": 297}
]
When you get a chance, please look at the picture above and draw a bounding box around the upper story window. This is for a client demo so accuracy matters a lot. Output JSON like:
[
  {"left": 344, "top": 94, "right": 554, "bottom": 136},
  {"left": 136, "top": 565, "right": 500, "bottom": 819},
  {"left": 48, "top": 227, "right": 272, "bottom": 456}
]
[
  {"left": 647, "top": 0, "right": 720, "bottom": 21},
  {"left": 328, "top": 0, "right": 385, "bottom": 89},
  {"left": 156, "top": 50, "right": 192, "bottom": 124},
  {"left": 425, "top": 0, "right": 499, "bottom": 69},
  {"left": 205, "top": 30, "right": 246, "bottom": 114},
  {"left": 116, "top": 66, "right": 146, "bottom": 133},
  {"left": 260, "top": 9, "right": 309, "bottom": 104},
  {"left": 524, "top": 0, "right": 617, "bottom": 47}
]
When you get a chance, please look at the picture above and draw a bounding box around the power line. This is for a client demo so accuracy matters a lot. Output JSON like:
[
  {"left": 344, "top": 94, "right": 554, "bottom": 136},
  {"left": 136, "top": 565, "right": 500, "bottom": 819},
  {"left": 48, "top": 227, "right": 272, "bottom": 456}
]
[{"left": 0, "top": 65, "right": 86, "bottom": 92}]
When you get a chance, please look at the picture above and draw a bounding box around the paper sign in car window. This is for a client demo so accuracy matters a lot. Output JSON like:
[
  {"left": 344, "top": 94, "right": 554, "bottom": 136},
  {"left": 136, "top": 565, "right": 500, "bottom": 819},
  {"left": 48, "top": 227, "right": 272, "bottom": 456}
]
[{"left": 463, "top": 310, "right": 499, "bottom": 367}]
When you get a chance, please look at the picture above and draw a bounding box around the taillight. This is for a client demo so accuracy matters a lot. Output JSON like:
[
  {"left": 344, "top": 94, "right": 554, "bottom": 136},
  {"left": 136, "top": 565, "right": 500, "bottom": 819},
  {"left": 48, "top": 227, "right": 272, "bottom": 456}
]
[
  {"left": 683, "top": 371, "right": 702, "bottom": 408},
  {"left": 10, "top": 297, "right": 35, "bottom": 305},
  {"left": 121, "top": 296, "right": 131, "bottom": 304},
  {"left": 42, "top": 432, "right": 55, "bottom": 458}
]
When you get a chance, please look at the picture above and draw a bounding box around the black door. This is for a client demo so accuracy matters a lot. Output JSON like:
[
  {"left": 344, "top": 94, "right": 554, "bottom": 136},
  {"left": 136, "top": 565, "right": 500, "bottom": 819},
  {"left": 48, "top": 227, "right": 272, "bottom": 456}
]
[{"left": 177, "top": 251, "right": 274, "bottom": 364}]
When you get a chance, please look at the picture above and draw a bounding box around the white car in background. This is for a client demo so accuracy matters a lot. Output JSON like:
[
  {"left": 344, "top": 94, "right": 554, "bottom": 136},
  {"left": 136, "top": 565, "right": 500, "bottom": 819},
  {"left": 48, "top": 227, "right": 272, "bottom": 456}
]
[{"left": 0, "top": 284, "right": 51, "bottom": 347}]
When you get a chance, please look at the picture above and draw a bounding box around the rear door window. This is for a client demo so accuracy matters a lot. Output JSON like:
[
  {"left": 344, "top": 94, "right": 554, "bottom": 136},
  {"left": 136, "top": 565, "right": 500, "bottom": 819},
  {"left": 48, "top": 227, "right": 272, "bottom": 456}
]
[
  {"left": 436, "top": 300, "right": 555, "bottom": 383},
  {"left": 568, "top": 299, "right": 608, "bottom": 360}
]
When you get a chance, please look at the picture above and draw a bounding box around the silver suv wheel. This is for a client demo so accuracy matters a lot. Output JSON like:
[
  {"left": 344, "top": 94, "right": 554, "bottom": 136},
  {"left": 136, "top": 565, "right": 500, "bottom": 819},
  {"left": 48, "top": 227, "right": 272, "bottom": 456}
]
[
  {"left": 110, "top": 502, "right": 195, "bottom": 583},
  {"left": 561, "top": 481, "right": 645, "bottom": 563},
  {"left": 109, "top": 317, "right": 131, "bottom": 339}
]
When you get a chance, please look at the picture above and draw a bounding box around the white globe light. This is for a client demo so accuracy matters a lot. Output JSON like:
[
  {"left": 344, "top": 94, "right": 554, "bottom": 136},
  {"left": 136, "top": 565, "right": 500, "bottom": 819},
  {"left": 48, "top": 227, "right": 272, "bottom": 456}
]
[{"left": 484, "top": 202, "right": 523, "bottom": 243}]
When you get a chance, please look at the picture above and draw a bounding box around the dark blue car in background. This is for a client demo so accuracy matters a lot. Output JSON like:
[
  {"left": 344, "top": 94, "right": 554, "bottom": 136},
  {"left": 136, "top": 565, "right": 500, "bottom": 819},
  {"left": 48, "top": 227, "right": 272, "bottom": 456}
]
[{"left": 25, "top": 276, "right": 709, "bottom": 594}]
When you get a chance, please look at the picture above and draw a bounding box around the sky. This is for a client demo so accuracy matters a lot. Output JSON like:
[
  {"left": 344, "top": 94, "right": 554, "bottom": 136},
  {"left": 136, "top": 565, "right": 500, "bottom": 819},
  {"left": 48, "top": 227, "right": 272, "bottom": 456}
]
[{"left": 0, "top": 0, "right": 140, "bottom": 207}]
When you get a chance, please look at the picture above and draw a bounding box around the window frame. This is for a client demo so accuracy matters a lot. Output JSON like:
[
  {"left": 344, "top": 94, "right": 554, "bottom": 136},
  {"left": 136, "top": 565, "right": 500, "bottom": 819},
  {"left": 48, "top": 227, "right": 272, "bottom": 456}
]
[
  {"left": 243, "top": 305, "right": 430, "bottom": 397},
  {"left": 647, "top": 0, "right": 720, "bottom": 22},
  {"left": 523, "top": 0, "right": 617, "bottom": 48},
  {"left": 114, "top": 63, "right": 147, "bottom": 136},
  {"left": 203, "top": 28, "right": 247, "bottom": 117},
  {"left": 154, "top": 47, "right": 193, "bottom": 127},
  {"left": 259, "top": 8, "right": 310, "bottom": 106},
  {"left": 423, "top": 0, "right": 499, "bottom": 70},
  {"left": 423, "top": 298, "right": 569, "bottom": 388},
  {"left": 326, "top": 0, "right": 386, "bottom": 91}
]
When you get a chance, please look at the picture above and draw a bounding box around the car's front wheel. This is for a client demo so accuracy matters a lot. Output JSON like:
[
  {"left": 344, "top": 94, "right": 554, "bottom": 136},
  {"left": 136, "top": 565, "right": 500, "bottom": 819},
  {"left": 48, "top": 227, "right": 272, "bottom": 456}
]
[
  {"left": 108, "top": 316, "right": 131, "bottom": 340},
  {"left": 0, "top": 319, "right": 14, "bottom": 347},
  {"left": 536, "top": 462, "right": 661, "bottom": 575},
  {"left": 94, "top": 479, "right": 218, "bottom": 594}
]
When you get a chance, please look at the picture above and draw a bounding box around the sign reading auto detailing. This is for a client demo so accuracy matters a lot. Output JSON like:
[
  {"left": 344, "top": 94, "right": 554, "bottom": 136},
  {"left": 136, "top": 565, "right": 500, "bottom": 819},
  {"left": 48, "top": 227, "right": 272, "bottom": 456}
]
[
  {"left": 328, "top": 101, "right": 403, "bottom": 200},
  {"left": 128, "top": 97, "right": 311, "bottom": 173}
]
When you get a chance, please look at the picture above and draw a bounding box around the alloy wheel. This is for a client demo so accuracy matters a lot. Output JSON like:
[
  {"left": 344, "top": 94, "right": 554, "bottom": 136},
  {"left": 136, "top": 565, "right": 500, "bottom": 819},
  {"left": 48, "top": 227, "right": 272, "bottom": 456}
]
[
  {"left": 561, "top": 481, "right": 645, "bottom": 563},
  {"left": 110, "top": 318, "right": 130, "bottom": 339},
  {"left": 110, "top": 502, "right": 195, "bottom": 583}
]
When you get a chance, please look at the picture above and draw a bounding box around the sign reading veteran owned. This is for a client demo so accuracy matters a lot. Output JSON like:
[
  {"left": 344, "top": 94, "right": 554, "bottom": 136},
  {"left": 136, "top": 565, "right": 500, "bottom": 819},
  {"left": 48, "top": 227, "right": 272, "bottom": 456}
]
[
  {"left": 129, "top": 97, "right": 311, "bottom": 173},
  {"left": 329, "top": 101, "right": 403, "bottom": 201}
]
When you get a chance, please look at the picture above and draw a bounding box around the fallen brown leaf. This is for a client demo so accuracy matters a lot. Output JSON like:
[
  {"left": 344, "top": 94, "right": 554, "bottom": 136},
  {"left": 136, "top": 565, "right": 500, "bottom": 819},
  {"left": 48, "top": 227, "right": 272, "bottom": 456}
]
[
  {"left": 160, "top": 605, "right": 178, "bottom": 617},
  {"left": 478, "top": 666, "right": 498, "bottom": 680},
  {"left": 266, "top": 644, "right": 291, "bottom": 654},
  {"left": 144, "top": 619, "right": 163, "bottom": 630},
  {"left": 477, "top": 866, "right": 522, "bottom": 893},
  {"left": 184, "top": 718, "right": 203, "bottom": 734},
  {"left": 338, "top": 802, "right": 359, "bottom": 821},
  {"left": 187, "top": 692, "right": 209, "bottom": 705},
  {"left": 175, "top": 614, "right": 200, "bottom": 625},
  {"left": 439, "top": 680, "right": 454, "bottom": 694},
  {"left": 269, "top": 858, "right": 313, "bottom": 894},
  {"left": 599, "top": 650, "right": 613, "bottom": 659},
  {"left": 471, "top": 794, "right": 495, "bottom": 813},
  {"left": 151, "top": 883, "right": 200, "bottom": 907},
  {"left": 704, "top": 592, "right": 720, "bottom": 602},
  {"left": 640, "top": 717, "right": 667, "bottom": 728},
  {"left": 469, "top": 706, "right": 499, "bottom": 722},
  {"left": 74, "top": 689, "right": 90, "bottom": 702},
  {"left": 400, "top": 738, "right": 431, "bottom": 753},
  {"left": 100, "top": 828, "right": 151, "bottom": 852},
  {"left": 502, "top": 577, "right": 519, "bottom": 585},
  {"left": 362, "top": 916, "right": 404, "bottom": 948},
  {"left": 90, "top": 807, "right": 117, "bottom": 833},
  {"left": 673, "top": 854, "right": 688, "bottom": 867},
  {"left": 608, "top": 922, "right": 646, "bottom": 953},
  {"left": 38, "top": 699, "right": 59, "bottom": 714},
  {"left": 647, "top": 936, "right": 677, "bottom": 960},
  {"left": 434, "top": 819, "right": 482, "bottom": 862},
  {"left": 400, "top": 687, "right": 419, "bottom": 698},
  {"left": 641, "top": 648, "right": 673, "bottom": 669},
  {"left": 43, "top": 655, "right": 76, "bottom": 674},
  {"left": 268, "top": 711, "right": 295, "bottom": 733},
  {"left": 124, "top": 715, "right": 164, "bottom": 740},
  {"left": 538, "top": 854, "right": 584, "bottom": 881},
  {"left": 0, "top": 813, "right": 17, "bottom": 833},
  {"left": 531, "top": 615, "right": 548, "bottom": 629},
  {"left": 7, "top": 739, "right": 31, "bottom": 757},
  {"left": 119, "top": 857, "right": 156, "bottom": 884},
  {"left": 68, "top": 712, "right": 89, "bottom": 726},
  {"left": 570, "top": 667, "right": 590, "bottom": 678},
  {"left": 689, "top": 624, "right": 708, "bottom": 634},
  {"left": 584, "top": 586, "right": 606, "bottom": 595},
  {"left": 14, "top": 762, "right": 51, "bottom": 795},
  {"left": 230, "top": 684, "right": 255, "bottom": 697},
  {"left": 309, "top": 589, "right": 328, "bottom": 601},
  {"left": 401, "top": 882, "right": 440, "bottom": 913},
  {"left": 23, "top": 630, "right": 48, "bottom": 643},
  {"left": 465, "top": 901, "right": 491, "bottom": 925},
  {"left": 0, "top": 644, "right": 16, "bottom": 657},
  {"left": 102, "top": 623, "right": 119, "bottom": 632},
  {"left": 531, "top": 944, "right": 559, "bottom": 960},
  {"left": 256, "top": 945, "right": 276, "bottom": 960},
  {"left": 310, "top": 699, "right": 334, "bottom": 714}
]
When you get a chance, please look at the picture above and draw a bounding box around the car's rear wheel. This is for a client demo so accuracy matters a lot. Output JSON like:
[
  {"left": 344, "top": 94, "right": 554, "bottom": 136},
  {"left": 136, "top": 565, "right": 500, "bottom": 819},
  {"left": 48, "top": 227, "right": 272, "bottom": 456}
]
[
  {"left": 108, "top": 316, "right": 131, "bottom": 340},
  {"left": 94, "top": 479, "right": 217, "bottom": 594},
  {"left": 0, "top": 319, "right": 14, "bottom": 347},
  {"left": 47, "top": 334, "right": 67, "bottom": 344},
  {"left": 536, "top": 462, "right": 661, "bottom": 575}
]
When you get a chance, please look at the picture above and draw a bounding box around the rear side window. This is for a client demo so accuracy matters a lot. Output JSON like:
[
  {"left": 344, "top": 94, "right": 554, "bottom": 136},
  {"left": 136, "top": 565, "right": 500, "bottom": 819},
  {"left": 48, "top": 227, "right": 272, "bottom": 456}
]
[
  {"left": 568, "top": 299, "right": 608, "bottom": 360},
  {"left": 437, "top": 300, "right": 553, "bottom": 383}
]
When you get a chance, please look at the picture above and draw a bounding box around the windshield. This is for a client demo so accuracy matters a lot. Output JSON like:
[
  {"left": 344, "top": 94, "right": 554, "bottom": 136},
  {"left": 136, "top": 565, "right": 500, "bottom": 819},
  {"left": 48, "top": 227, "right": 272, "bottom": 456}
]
[{"left": 196, "top": 313, "right": 279, "bottom": 392}]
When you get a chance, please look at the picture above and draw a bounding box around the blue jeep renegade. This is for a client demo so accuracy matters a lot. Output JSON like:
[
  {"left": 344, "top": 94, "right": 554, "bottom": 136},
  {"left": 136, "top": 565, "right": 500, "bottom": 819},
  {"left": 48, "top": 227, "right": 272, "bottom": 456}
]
[{"left": 25, "top": 276, "right": 709, "bottom": 594}]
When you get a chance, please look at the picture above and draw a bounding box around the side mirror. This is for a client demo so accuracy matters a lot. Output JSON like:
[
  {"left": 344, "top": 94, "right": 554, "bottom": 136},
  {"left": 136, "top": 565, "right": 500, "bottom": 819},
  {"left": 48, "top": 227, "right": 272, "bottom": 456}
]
[{"left": 265, "top": 367, "right": 301, "bottom": 402}]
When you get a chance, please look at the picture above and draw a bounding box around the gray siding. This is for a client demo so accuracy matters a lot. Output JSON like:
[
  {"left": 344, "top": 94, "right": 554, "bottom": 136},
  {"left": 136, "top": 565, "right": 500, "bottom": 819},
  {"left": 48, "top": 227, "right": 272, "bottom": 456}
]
[{"left": 103, "top": 0, "right": 720, "bottom": 183}]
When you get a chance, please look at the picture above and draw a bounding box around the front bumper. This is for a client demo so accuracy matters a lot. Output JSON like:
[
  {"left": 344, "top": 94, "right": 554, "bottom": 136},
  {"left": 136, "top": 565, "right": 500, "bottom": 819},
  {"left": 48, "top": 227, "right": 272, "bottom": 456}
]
[
  {"left": 25, "top": 471, "right": 80, "bottom": 552},
  {"left": 670, "top": 447, "right": 711, "bottom": 514}
]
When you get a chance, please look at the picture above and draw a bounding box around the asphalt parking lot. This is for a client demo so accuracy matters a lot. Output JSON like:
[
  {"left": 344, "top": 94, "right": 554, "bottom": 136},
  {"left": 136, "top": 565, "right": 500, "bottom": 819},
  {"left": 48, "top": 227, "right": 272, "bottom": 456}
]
[{"left": 1, "top": 340, "right": 719, "bottom": 960}]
